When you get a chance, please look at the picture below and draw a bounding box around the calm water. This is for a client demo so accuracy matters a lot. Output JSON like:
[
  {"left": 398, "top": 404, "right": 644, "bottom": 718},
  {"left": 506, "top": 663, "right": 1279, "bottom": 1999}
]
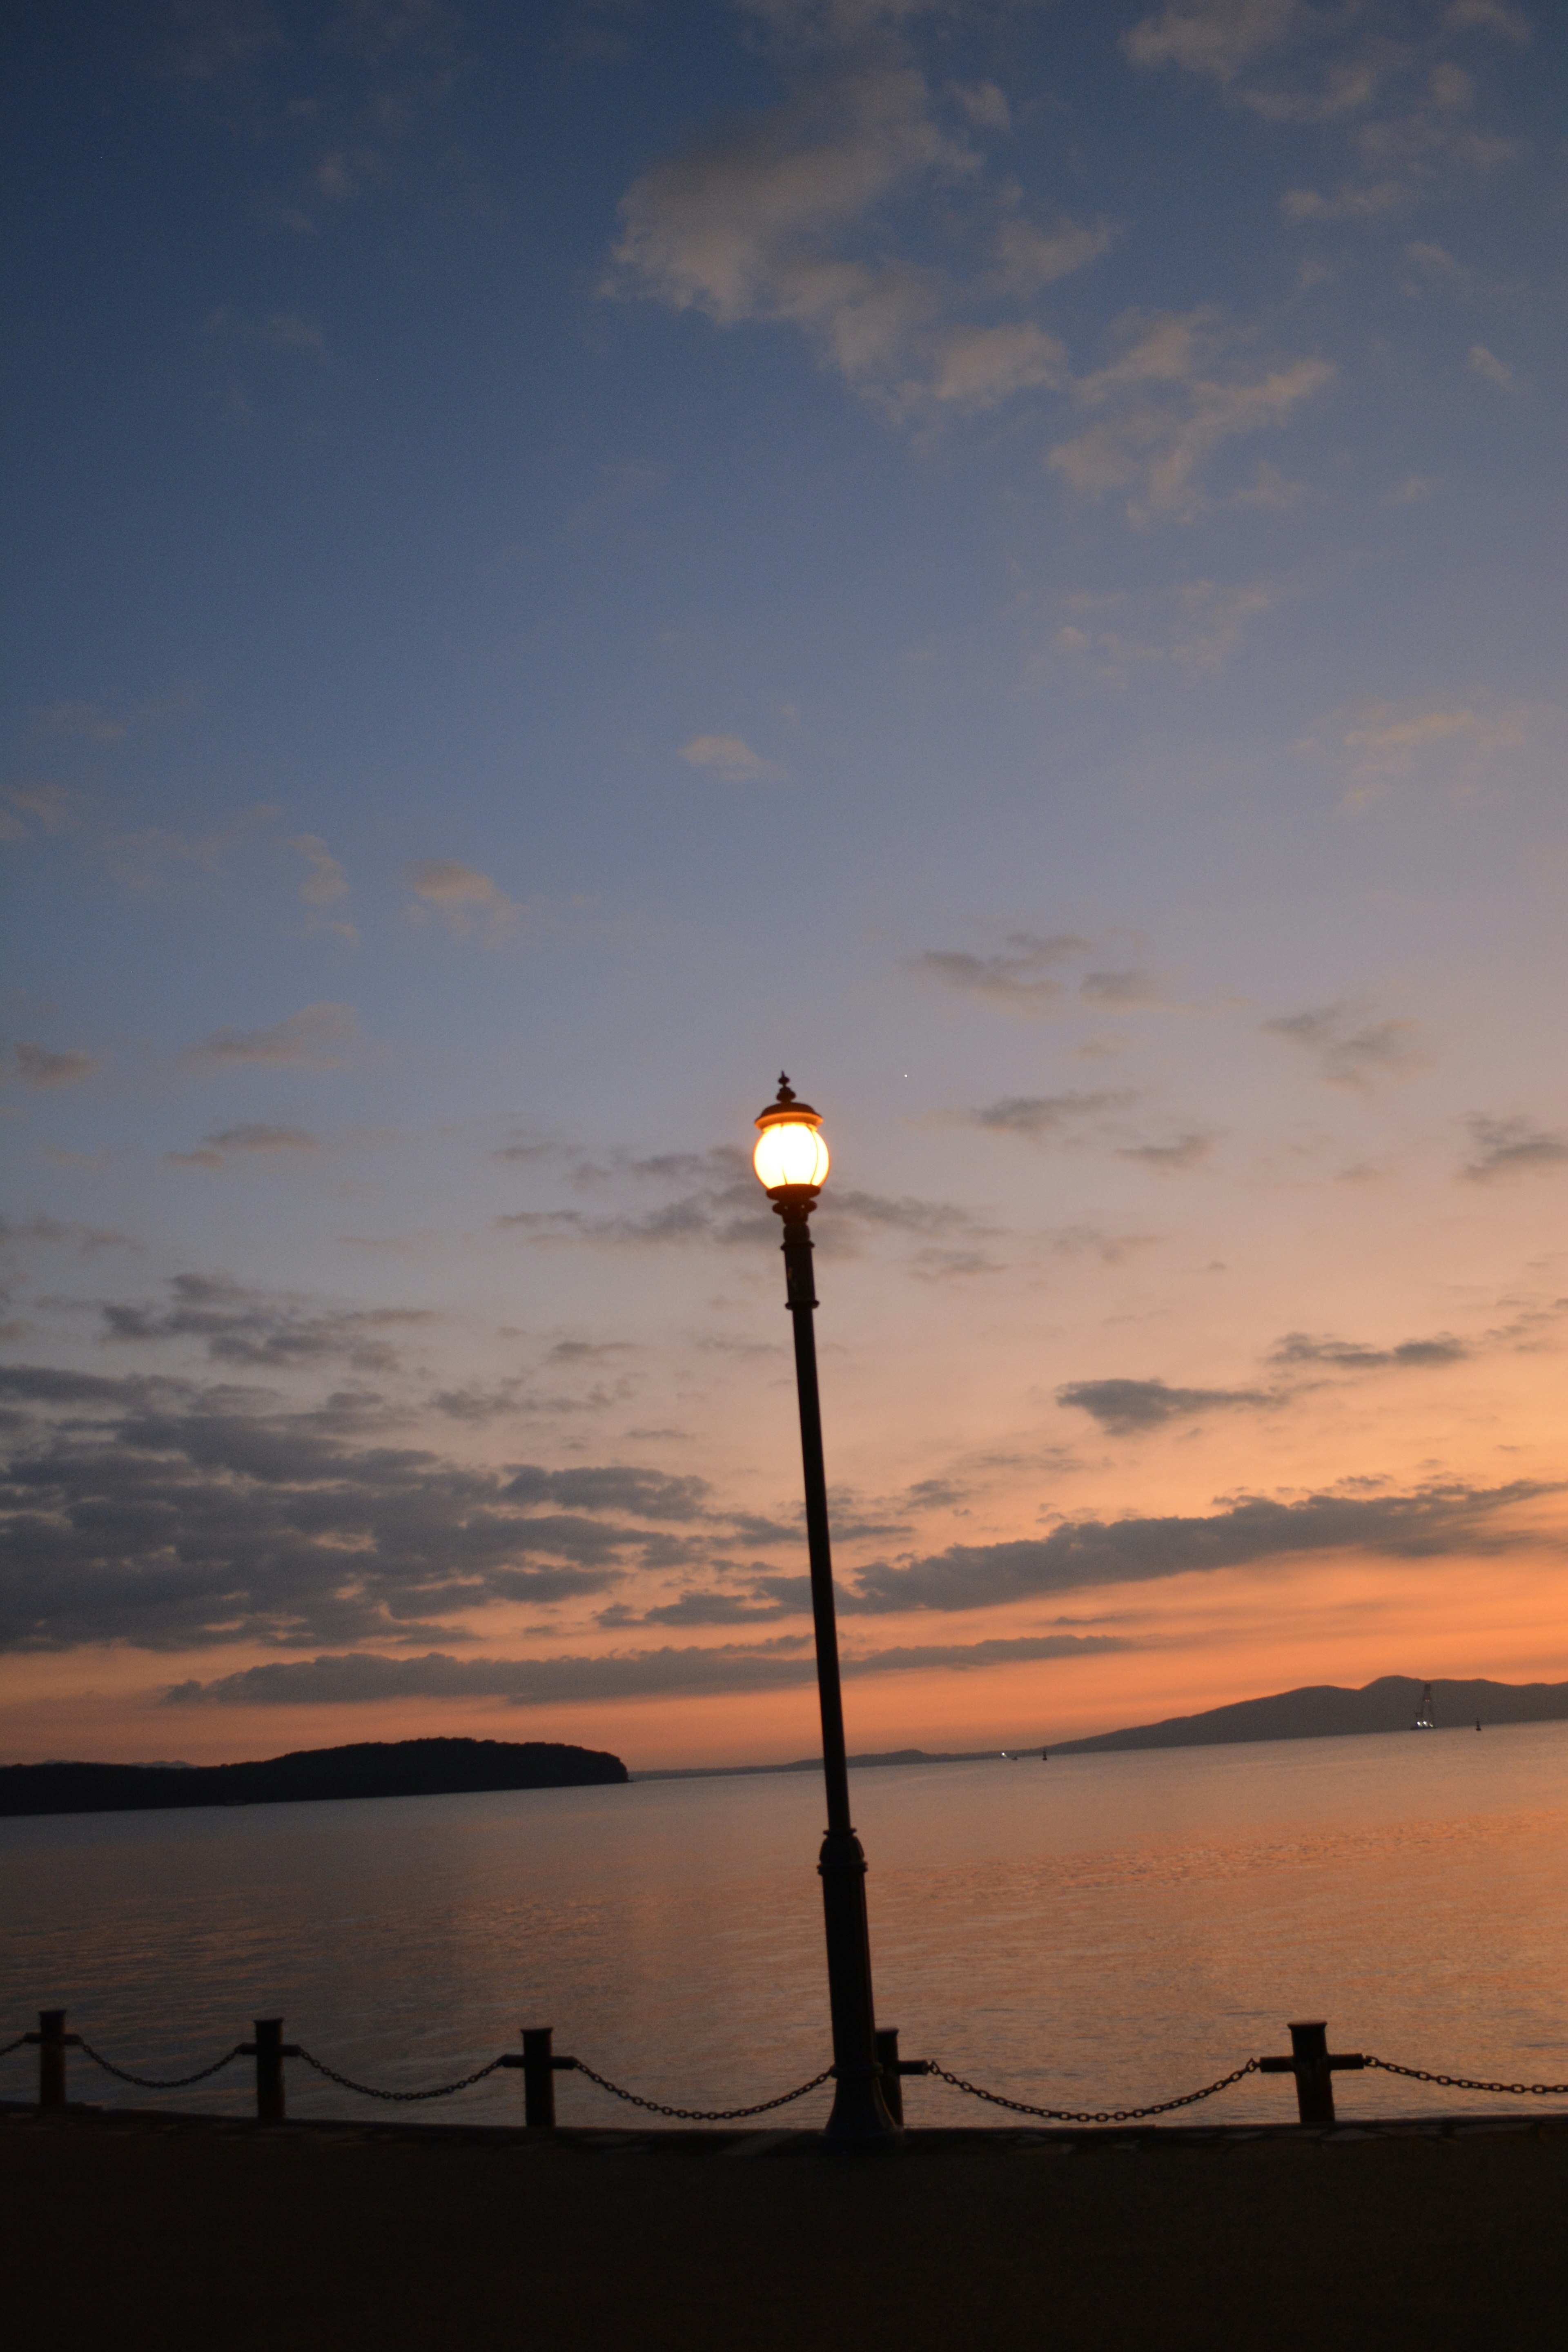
[{"left": 3, "top": 1723, "right": 1565, "bottom": 2128}]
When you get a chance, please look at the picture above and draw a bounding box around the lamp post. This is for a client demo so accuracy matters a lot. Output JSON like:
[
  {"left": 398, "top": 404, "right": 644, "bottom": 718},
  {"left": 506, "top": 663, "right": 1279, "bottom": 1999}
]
[{"left": 753, "top": 1074, "right": 900, "bottom": 2146}]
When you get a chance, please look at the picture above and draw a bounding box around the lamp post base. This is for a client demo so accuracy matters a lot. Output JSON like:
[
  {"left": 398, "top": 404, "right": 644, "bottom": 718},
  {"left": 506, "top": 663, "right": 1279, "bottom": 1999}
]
[{"left": 819, "top": 1827, "right": 902, "bottom": 2147}]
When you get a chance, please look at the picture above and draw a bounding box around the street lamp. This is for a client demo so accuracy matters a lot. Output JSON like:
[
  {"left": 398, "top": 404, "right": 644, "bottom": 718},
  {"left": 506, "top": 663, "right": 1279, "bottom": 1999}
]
[{"left": 753, "top": 1074, "right": 900, "bottom": 2145}]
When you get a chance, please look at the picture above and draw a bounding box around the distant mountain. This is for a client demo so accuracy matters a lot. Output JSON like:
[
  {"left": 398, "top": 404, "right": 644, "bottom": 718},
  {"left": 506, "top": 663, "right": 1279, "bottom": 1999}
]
[
  {"left": 0, "top": 1736, "right": 628, "bottom": 1818},
  {"left": 1049, "top": 1676, "right": 1568, "bottom": 1755},
  {"left": 635, "top": 1748, "right": 1002, "bottom": 1782}
]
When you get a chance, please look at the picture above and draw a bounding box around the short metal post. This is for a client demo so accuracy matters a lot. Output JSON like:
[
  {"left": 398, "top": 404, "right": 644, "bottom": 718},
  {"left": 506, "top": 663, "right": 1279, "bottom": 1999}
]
[
  {"left": 1288, "top": 2021, "right": 1334, "bottom": 2125},
  {"left": 38, "top": 2010, "right": 69, "bottom": 2110},
  {"left": 522, "top": 2027, "right": 557, "bottom": 2129},
  {"left": 875, "top": 2028, "right": 904, "bottom": 2128},
  {"left": 254, "top": 2018, "right": 287, "bottom": 2122}
]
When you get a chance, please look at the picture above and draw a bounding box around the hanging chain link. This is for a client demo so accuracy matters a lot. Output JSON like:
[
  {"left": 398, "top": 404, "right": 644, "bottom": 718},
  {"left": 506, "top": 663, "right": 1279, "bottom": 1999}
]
[
  {"left": 76, "top": 2040, "right": 245, "bottom": 2090},
  {"left": 570, "top": 2059, "right": 835, "bottom": 2123},
  {"left": 924, "top": 2057, "right": 1262, "bottom": 2125},
  {"left": 16, "top": 2026, "right": 1568, "bottom": 2120},
  {"left": 1363, "top": 2057, "right": 1568, "bottom": 2097},
  {"left": 292, "top": 2049, "right": 511, "bottom": 2102}
]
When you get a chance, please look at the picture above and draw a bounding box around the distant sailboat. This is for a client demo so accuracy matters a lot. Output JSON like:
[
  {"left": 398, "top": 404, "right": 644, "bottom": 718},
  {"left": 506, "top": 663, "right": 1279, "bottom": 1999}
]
[{"left": 1412, "top": 1682, "right": 1435, "bottom": 1730}]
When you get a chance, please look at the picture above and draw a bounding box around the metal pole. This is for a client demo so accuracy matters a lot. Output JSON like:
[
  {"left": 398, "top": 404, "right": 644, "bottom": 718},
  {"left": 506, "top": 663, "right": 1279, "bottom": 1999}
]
[
  {"left": 38, "top": 2009, "right": 68, "bottom": 2110},
  {"left": 254, "top": 2018, "right": 287, "bottom": 2122},
  {"left": 777, "top": 1203, "right": 899, "bottom": 2146}
]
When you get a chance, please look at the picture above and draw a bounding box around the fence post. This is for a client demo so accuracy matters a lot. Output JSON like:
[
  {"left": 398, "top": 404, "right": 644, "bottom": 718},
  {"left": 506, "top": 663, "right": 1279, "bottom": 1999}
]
[
  {"left": 875, "top": 2028, "right": 904, "bottom": 2128},
  {"left": 254, "top": 2018, "right": 287, "bottom": 2123},
  {"left": 38, "top": 2010, "right": 69, "bottom": 2110},
  {"left": 521, "top": 2027, "right": 557, "bottom": 2129},
  {"left": 1287, "top": 2022, "right": 1335, "bottom": 2125}
]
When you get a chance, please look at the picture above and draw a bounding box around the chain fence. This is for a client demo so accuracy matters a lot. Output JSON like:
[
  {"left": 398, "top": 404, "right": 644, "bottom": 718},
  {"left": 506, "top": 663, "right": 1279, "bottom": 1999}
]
[
  {"left": 292, "top": 2049, "right": 511, "bottom": 2103},
  {"left": 7, "top": 2026, "right": 1568, "bottom": 2123},
  {"left": 570, "top": 2058, "right": 834, "bottom": 2123},
  {"left": 924, "top": 2057, "right": 1261, "bottom": 2125},
  {"left": 1363, "top": 2057, "right": 1568, "bottom": 2098},
  {"left": 75, "top": 2039, "right": 245, "bottom": 2091}
]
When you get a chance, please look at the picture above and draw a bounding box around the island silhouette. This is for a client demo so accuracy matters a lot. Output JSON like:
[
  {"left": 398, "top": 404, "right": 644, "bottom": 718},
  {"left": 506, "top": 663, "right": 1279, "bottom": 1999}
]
[{"left": 0, "top": 1736, "right": 628, "bottom": 1818}]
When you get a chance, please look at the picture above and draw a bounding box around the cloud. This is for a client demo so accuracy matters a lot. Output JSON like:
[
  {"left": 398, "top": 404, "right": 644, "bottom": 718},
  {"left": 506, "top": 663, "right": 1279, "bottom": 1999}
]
[
  {"left": 1468, "top": 342, "right": 1515, "bottom": 389},
  {"left": 2, "top": 784, "right": 79, "bottom": 835},
  {"left": 840, "top": 1480, "right": 1552, "bottom": 1615},
  {"left": 1382, "top": 474, "right": 1440, "bottom": 506},
  {"left": 606, "top": 45, "right": 1098, "bottom": 427},
  {"left": 97, "top": 1272, "right": 433, "bottom": 1370},
  {"left": 1270, "top": 1331, "right": 1468, "bottom": 1370},
  {"left": 104, "top": 802, "right": 280, "bottom": 889},
  {"left": 992, "top": 211, "right": 1118, "bottom": 296},
  {"left": 679, "top": 733, "right": 782, "bottom": 782},
  {"left": 183, "top": 1001, "right": 361, "bottom": 1069},
  {"left": 1125, "top": 2, "right": 1524, "bottom": 219},
  {"left": 608, "top": 60, "right": 973, "bottom": 399},
  {"left": 167, "top": 1123, "right": 320, "bottom": 1168},
  {"left": 500, "top": 1142, "right": 984, "bottom": 1255},
  {"left": 1057, "top": 1376, "right": 1276, "bottom": 1434},
  {"left": 1461, "top": 1117, "right": 1568, "bottom": 1183},
  {"left": 0, "top": 1368, "right": 713, "bottom": 1654},
  {"left": 1046, "top": 577, "right": 1289, "bottom": 682},
  {"left": 971, "top": 1091, "right": 1136, "bottom": 1139},
  {"left": 1262, "top": 1004, "right": 1430, "bottom": 1088},
  {"left": 405, "top": 860, "right": 519, "bottom": 943},
  {"left": 1327, "top": 701, "right": 1530, "bottom": 799},
  {"left": 0, "top": 1213, "right": 138, "bottom": 1255},
  {"left": 1047, "top": 309, "right": 1335, "bottom": 526},
  {"left": 1281, "top": 182, "right": 1406, "bottom": 223},
  {"left": 1406, "top": 240, "right": 1473, "bottom": 290},
  {"left": 9, "top": 1042, "right": 99, "bottom": 1088},
  {"left": 165, "top": 1629, "right": 1127, "bottom": 1707},
  {"left": 289, "top": 836, "right": 357, "bottom": 942},
  {"left": 1122, "top": 2, "right": 1300, "bottom": 85},
  {"left": 912, "top": 932, "right": 1090, "bottom": 1011},
  {"left": 1116, "top": 1132, "right": 1212, "bottom": 1172},
  {"left": 1443, "top": 3, "right": 1530, "bottom": 41},
  {"left": 161, "top": 1, "right": 282, "bottom": 81}
]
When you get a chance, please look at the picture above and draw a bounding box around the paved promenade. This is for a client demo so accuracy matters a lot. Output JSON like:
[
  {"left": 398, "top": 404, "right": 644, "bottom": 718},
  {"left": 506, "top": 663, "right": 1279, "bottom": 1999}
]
[{"left": 5, "top": 2104, "right": 1565, "bottom": 2351}]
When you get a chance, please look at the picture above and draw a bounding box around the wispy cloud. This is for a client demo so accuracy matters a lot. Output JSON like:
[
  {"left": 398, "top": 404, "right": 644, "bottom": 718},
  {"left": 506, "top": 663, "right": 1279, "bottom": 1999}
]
[
  {"left": 1057, "top": 1376, "right": 1278, "bottom": 1434},
  {"left": 971, "top": 1091, "right": 1136, "bottom": 1140},
  {"left": 405, "top": 860, "right": 528, "bottom": 944},
  {"left": 289, "top": 836, "right": 357, "bottom": 942},
  {"left": 167, "top": 1123, "right": 320, "bottom": 1167},
  {"left": 1468, "top": 342, "right": 1515, "bottom": 389},
  {"left": 913, "top": 933, "right": 1090, "bottom": 1011},
  {"left": 183, "top": 1002, "right": 361, "bottom": 1069},
  {"left": 1262, "top": 1003, "right": 1430, "bottom": 1088},
  {"left": 1047, "top": 308, "right": 1335, "bottom": 526},
  {"left": 841, "top": 1480, "right": 1552, "bottom": 1615},
  {"left": 1270, "top": 1330, "right": 1468, "bottom": 1369},
  {"left": 1461, "top": 1116, "right": 1568, "bottom": 1183},
  {"left": 679, "top": 733, "right": 782, "bottom": 782},
  {"left": 8, "top": 1042, "right": 99, "bottom": 1088}
]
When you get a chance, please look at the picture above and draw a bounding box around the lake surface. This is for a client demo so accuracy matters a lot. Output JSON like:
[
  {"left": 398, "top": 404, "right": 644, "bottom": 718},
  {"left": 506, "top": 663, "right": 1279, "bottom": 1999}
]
[{"left": 4, "top": 1722, "right": 1565, "bottom": 2129}]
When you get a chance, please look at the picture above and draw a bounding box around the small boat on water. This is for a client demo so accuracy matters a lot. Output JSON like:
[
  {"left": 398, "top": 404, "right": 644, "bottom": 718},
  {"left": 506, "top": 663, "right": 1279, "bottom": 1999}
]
[{"left": 1412, "top": 1682, "right": 1435, "bottom": 1729}]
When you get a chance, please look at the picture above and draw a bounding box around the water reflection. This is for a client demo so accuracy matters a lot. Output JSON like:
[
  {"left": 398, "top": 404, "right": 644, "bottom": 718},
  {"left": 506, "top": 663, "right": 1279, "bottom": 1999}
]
[{"left": 3, "top": 1723, "right": 1564, "bottom": 2128}]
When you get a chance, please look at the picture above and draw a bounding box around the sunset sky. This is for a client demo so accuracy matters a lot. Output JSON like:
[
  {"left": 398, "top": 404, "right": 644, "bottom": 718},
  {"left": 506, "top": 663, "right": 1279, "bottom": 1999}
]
[{"left": 3, "top": 0, "right": 1564, "bottom": 1770}]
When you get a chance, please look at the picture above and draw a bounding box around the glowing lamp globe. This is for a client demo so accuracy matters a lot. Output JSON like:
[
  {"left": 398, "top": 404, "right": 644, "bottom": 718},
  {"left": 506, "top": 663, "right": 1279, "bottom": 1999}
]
[{"left": 753, "top": 1075, "right": 829, "bottom": 1194}]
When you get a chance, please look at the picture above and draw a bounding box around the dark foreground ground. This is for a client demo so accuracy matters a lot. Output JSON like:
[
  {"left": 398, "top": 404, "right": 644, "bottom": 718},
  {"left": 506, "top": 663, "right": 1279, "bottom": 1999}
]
[{"left": 4, "top": 2104, "right": 1565, "bottom": 2352}]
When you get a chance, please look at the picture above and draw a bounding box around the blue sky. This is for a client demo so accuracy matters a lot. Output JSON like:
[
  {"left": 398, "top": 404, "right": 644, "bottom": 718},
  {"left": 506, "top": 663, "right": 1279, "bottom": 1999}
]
[{"left": 2, "top": 0, "right": 1564, "bottom": 1766}]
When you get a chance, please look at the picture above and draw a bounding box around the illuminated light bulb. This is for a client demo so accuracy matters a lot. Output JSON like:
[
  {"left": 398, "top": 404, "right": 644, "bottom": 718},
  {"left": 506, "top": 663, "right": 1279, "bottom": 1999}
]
[{"left": 753, "top": 1074, "right": 829, "bottom": 1194}]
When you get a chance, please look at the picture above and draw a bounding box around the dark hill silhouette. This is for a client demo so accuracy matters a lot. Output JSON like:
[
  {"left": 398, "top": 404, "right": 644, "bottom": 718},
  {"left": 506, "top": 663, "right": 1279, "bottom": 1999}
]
[
  {"left": 0, "top": 1736, "right": 628, "bottom": 1818},
  {"left": 1050, "top": 1675, "right": 1568, "bottom": 1755}
]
